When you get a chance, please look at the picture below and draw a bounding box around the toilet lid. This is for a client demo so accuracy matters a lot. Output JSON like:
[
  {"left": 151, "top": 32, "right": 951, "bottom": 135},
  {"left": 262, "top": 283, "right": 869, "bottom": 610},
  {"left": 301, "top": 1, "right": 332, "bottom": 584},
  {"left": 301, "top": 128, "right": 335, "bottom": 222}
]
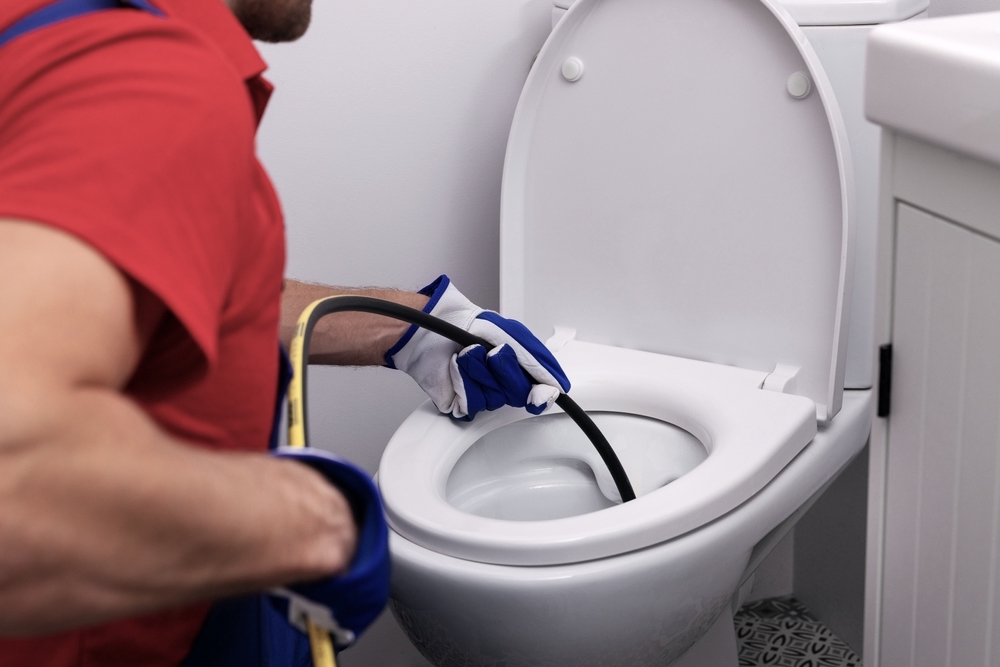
[{"left": 500, "top": 0, "right": 855, "bottom": 420}]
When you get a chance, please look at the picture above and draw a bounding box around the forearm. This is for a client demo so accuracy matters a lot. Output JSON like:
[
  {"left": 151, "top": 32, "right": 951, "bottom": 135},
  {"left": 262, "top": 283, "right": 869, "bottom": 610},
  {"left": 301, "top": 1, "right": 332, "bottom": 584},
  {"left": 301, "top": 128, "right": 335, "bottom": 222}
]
[
  {"left": 281, "top": 279, "right": 429, "bottom": 366},
  {"left": 0, "top": 384, "right": 354, "bottom": 635}
]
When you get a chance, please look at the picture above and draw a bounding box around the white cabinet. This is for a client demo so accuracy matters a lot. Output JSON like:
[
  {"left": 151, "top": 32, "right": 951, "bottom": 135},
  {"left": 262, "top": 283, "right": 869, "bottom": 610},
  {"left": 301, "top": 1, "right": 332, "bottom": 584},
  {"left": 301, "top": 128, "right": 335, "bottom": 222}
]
[
  {"left": 864, "top": 15, "right": 1000, "bottom": 666},
  {"left": 876, "top": 199, "right": 1000, "bottom": 666}
]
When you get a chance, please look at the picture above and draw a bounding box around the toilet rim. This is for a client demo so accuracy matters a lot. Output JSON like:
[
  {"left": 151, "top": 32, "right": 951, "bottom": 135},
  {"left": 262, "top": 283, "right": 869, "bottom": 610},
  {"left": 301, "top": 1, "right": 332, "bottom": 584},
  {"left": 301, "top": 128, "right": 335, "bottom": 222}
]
[{"left": 378, "top": 341, "right": 819, "bottom": 566}]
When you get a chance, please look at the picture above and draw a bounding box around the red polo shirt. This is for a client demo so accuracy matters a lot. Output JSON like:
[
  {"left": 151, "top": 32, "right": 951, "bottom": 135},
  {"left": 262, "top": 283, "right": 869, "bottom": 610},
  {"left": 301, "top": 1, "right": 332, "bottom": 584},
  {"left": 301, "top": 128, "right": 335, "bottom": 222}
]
[{"left": 0, "top": 0, "right": 286, "bottom": 664}]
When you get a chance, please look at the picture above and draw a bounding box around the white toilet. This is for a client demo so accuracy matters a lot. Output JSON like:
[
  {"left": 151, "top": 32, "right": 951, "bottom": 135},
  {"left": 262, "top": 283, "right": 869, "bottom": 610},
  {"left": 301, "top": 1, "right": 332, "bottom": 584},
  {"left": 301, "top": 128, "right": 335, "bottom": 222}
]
[{"left": 377, "top": 0, "right": 921, "bottom": 663}]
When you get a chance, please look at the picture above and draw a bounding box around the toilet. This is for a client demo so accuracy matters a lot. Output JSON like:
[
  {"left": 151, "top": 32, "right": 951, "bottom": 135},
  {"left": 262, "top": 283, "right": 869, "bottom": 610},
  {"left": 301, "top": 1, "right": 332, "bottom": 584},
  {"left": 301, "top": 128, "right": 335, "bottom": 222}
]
[{"left": 376, "top": 0, "right": 922, "bottom": 664}]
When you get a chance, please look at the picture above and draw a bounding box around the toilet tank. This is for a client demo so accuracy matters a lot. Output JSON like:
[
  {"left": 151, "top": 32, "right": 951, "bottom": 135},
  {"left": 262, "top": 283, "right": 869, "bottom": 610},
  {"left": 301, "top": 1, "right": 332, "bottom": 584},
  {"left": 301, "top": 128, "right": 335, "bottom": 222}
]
[
  {"left": 773, "top": 0, "right": 928, "bottom": 389},
  {"left": 548, "top": 0, "right": 926, "bottom": 390}
]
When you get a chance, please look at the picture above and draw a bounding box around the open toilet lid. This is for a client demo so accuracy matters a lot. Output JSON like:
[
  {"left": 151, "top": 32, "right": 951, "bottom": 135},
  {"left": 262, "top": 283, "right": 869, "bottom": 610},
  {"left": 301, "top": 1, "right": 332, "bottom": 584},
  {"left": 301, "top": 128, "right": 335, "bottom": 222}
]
[{"left": 500, "top": 0, "right": 855, "bottom": 420}]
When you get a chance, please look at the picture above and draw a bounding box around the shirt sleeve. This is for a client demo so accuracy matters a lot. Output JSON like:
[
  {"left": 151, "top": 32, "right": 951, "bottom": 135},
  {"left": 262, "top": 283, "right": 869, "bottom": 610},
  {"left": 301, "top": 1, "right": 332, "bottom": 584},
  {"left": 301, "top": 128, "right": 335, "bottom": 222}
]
[{"left": 0, "top": 7, "right": 261, "bottom": 383}]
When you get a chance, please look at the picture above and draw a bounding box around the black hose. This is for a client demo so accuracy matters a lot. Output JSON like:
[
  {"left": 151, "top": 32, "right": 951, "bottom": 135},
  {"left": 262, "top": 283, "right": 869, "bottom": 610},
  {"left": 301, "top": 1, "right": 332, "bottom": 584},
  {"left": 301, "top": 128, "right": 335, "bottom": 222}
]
[{"left": 297, "top": 296, "right": 636, "bottom": 503}]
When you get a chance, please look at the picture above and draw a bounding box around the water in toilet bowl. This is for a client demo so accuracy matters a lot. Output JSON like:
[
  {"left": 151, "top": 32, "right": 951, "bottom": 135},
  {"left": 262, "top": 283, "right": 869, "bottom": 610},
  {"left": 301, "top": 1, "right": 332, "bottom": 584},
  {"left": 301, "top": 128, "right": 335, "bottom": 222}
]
[{"left": 445, "top": 412, "right": 706, "bottom": 521}]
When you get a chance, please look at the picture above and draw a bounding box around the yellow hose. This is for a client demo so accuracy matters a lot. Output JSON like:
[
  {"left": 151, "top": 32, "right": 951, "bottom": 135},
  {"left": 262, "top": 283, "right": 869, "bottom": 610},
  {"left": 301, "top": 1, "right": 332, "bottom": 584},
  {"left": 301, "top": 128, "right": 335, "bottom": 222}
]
[{"left": 287, "top": 298, "right": 339, "bottom": 667}]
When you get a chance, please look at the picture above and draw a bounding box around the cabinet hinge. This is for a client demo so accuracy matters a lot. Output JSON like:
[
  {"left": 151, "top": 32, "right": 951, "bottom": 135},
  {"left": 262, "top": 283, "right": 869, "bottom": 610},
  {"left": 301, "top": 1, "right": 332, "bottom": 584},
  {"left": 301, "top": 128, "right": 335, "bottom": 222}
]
[{"left": 877, "top": 344, "right": 892, "bottom": 418}]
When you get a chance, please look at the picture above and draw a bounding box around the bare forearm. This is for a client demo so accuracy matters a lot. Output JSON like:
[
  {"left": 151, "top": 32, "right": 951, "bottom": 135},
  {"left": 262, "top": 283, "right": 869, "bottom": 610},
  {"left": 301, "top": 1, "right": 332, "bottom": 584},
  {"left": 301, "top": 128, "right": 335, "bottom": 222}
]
[
  {"left": 0, "top": 385, "right": 354, "bottom": 635},
  {"left": 280, "top": 279, "right": 429, "bottom": 365}
]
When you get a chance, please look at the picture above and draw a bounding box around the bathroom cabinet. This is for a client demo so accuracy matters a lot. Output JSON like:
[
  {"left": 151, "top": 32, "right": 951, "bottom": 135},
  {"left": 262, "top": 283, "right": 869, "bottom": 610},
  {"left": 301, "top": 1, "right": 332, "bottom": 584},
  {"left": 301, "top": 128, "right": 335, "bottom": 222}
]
[
  {"left": 866, "top": 134, "right": 1000, "bottom": 666},
  {"left": 864, "top": 16, "right": 1000, "bottom": 665}
]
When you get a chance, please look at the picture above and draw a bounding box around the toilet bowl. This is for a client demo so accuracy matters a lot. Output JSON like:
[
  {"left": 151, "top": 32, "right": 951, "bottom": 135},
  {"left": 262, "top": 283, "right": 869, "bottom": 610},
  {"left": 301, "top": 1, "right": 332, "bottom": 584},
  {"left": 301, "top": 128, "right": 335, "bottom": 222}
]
[
  {"left": 381, "top": 340, "right": 820, "bottom": 567},
  {"left": 376, "top": 0, "right": 896, "bottom": 662},
  {"left": 386, "top": 391, "right": 873, "bottom": 667}
]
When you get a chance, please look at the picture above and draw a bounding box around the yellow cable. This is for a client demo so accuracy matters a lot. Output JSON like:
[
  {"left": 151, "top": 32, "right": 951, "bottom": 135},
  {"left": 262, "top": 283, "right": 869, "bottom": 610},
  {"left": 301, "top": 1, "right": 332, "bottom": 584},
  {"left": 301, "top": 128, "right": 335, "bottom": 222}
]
[
  {"left": 288, "top": 298, "right": 340, "bottom": 667},
  {"left": 287, "top": 315, "right": 310, "bottom": 449},
  {"left": 307, "top": 617, "right": 338, "bottom": 667}
]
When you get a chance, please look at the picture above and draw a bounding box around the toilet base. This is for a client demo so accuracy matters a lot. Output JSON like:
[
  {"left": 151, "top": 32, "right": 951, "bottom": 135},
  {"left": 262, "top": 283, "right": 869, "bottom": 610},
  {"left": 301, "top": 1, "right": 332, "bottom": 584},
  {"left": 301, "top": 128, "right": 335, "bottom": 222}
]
[{"left": 670, "top": 606, "right": 739, "bottom": 667}]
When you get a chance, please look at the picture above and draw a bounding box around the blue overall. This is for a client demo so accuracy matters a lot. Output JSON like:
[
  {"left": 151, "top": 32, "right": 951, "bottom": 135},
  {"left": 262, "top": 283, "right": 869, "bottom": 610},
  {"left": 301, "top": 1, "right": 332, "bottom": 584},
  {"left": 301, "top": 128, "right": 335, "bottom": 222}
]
[
  {"left": 179, "top": 349, "right": 312, "bottom": 667},
  {"left": 1, "top": 4, "right": 312, "bottom": 664}
]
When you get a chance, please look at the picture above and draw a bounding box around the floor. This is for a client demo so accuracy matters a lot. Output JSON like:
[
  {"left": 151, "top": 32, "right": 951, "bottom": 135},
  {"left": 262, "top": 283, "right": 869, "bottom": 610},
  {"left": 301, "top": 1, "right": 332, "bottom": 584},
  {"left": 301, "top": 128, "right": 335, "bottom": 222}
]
[{"left": 734, "top": 597, "right": 862, "bottom": 667}]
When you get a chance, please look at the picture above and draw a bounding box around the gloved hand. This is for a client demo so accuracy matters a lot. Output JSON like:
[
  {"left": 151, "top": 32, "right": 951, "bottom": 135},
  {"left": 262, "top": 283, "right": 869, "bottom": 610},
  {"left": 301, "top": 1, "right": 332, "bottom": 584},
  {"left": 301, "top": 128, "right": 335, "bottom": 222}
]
[
  {"left": 268, "top": 447, "right": 390, "bottom": 650},
  {"left": 386, "top": 275, "right": 570, "bottom": 420}
]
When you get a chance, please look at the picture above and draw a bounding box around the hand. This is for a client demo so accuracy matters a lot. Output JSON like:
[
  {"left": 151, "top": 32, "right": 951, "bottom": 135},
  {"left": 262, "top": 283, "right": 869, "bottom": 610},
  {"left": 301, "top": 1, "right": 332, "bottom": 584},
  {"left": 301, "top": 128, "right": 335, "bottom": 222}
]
[
  {"left": 386, "top": 275, "right": 570, "bottom": 420},
  {"left": 268, "top": 447, "right": 390, "bottom": 650}
]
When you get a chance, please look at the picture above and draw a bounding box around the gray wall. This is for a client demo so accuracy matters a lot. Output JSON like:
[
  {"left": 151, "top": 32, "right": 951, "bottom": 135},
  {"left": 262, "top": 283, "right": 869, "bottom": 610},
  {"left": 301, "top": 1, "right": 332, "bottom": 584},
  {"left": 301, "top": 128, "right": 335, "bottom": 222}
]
[
  {"left": 930, "top": 0, "right": 1000, "bottom": 14},
  {"left": 795, "top": 446, "right": 869, "bottom": 655},
  {"left": 256, "top": 0, "right": 553, "bottom": 475},
  {"left": 255, "top": 1, "right": 553, "bottom": 663}
]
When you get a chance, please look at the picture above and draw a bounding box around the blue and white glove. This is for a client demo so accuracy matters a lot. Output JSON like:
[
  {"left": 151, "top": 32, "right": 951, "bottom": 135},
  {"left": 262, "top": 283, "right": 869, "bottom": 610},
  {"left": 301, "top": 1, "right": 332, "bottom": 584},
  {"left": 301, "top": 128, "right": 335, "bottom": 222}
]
[
  {"left": 268, "top": 447, "right": 390, "bottom": 650},
  {"left": 386, "top": 275, "right": 571, "bottom": 421}
]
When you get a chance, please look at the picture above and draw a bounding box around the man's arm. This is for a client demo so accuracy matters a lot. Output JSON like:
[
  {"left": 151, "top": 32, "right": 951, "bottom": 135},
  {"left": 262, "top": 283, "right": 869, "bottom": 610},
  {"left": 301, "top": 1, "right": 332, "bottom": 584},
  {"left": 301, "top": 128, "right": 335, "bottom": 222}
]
[
  {"left": 280, "top": 280, "right": 429, "bottom": 365},
  {"left": 0, "top": 219, "right": 357, "bottom": 635}
]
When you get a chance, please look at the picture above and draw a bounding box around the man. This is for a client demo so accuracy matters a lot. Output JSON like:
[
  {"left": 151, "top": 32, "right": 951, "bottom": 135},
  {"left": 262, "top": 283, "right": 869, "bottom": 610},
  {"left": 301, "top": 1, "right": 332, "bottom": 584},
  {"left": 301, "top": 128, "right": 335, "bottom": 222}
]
[{"left": 0, "top": 0, "right": 568, "bottom": 663}]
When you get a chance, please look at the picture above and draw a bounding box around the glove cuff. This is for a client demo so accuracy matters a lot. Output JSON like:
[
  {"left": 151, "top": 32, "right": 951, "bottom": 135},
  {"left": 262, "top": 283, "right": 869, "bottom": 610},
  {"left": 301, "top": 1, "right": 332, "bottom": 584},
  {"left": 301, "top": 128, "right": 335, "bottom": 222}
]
[
  {"left": 384, "top": 275, "right": 483, "bottom": 370},
  {"left": 383, "top": 275, "right": 450, "bottom": 368},
  {"left": 270, "top": 447, "right": 391, "bottom": 645},
  {"left": 272, "top": 447, "right": 387, "bottom": 573}
]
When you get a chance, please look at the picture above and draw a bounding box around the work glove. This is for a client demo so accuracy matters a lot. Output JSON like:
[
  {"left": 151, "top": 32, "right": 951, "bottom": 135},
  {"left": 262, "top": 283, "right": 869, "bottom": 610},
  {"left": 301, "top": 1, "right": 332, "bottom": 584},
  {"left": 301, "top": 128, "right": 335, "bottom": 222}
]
[
  {"left": 268, "top": 447, "right": 390, "bottom": 651},
  {"left": 386, "top": 275, "right": 570, "bottom": 420}
]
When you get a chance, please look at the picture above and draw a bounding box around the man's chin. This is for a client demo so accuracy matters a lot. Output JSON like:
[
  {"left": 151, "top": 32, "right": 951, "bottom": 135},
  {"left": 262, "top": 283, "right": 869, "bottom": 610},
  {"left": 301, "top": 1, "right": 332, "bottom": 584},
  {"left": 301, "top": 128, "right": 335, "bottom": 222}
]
[
  {"left": 253, "top": 14, "right": 311, "bottom": 43},
  {"left": 232, "top": 0, "right": 312, "bottom": 43}
]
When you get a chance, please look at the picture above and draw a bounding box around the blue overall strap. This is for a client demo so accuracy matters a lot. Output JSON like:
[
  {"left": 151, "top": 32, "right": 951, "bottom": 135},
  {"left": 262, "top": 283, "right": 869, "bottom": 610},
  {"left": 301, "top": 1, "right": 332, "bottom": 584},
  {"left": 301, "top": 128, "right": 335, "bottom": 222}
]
[
  {"left": 181, "top": 594, "right": 313, "bottom": 667},
  {"left": 269, "top": 345, "right": 294, "bottom": 450},
  {"left": 0, "top": 0, "right": 163, "bottom": 49},
  {"left": 182, "top": 347, "right": 307, "bottom": 667}
]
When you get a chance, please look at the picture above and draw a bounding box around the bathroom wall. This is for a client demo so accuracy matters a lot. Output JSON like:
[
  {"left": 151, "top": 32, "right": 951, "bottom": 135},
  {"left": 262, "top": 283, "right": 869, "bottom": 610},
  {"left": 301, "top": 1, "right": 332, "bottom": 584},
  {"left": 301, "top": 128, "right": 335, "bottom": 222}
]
[
  {"left": 929, "top": 0, "right": 1000, "bottom": 14},
  {"left": 256, "top": 0, "right": 553, "bottom": 474},
  {"left": 255, "top": 1, "right": 553, "bottom": 664},
  {"left": 794, "top": 445, "right": 869, "bottom": 654}
]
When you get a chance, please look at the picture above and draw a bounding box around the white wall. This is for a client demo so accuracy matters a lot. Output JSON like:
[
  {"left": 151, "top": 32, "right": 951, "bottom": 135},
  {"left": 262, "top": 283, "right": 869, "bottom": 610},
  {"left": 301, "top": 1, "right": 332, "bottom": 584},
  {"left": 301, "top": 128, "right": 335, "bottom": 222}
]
[
  {"left": 929, "top": 0, "right": 1000, "bottom": 14},
  {"left": 255, "top": 1, "right": 554, "bottom": 663},
  {"left": 257, "top": 0, "right": 553, "bottom": 472}
]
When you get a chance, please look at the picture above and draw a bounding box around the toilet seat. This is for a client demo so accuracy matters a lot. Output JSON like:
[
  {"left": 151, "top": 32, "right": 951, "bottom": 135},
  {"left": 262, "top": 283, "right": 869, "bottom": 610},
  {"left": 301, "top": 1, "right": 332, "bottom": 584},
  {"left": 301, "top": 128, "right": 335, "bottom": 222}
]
[{"left": 379, "top": 340, "right": 817, "bottom": 566}]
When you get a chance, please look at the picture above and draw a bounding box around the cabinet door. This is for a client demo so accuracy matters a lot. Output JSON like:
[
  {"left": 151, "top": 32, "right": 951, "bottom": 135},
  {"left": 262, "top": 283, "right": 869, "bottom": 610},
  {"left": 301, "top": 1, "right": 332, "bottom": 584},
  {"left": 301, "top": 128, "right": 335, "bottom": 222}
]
[{"left": 880, "top": 203, "right": 1000, "bottom": 667}]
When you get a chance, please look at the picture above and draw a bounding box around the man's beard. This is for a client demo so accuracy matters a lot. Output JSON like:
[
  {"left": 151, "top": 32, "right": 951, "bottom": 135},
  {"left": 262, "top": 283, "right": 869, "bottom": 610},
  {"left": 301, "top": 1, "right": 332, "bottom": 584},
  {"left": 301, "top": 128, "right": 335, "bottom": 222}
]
[{"left": 230, "top": 0, "right": 312, "bottom": 43}]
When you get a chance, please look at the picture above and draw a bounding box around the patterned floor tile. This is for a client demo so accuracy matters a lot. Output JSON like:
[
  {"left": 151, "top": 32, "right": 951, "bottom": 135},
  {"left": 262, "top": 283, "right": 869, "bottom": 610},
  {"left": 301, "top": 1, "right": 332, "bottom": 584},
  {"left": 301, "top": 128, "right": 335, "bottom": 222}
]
[{"left": 734, "top": 597, "right": 862, "bottom": 667}]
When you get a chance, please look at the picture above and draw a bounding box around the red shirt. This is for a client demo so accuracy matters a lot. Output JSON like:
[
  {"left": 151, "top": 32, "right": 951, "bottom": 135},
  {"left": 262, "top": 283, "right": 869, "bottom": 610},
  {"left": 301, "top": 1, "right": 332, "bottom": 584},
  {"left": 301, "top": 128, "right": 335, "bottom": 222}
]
[{"left": 0, "top": 0, "right": 286, "bottom": 663}]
